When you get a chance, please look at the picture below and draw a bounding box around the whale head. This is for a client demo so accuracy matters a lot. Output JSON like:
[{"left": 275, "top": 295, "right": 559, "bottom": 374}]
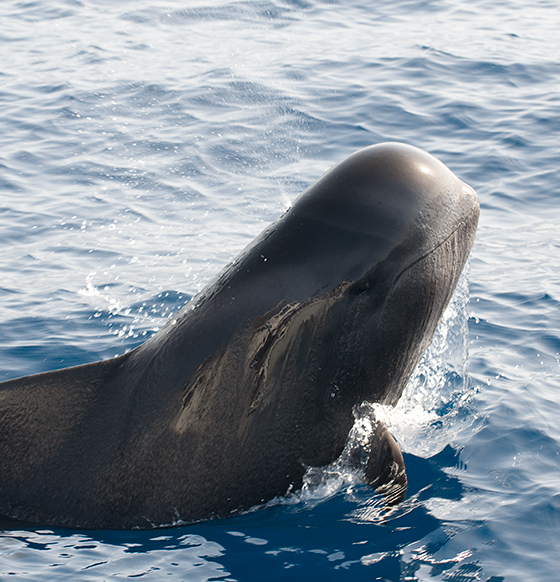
[{"left": 172, "top": 143, "right": 479, "bottom": 483}]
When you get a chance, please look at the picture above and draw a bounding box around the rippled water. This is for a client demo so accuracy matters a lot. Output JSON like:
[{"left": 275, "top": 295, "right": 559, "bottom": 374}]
[{"left": 1, "top": 0, "right": 560, "bottom": 580}]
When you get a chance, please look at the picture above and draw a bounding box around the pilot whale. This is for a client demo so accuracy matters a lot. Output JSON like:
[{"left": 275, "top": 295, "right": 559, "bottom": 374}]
[{"left": 0, "top": 143, "right": 479, "bottom": 529}]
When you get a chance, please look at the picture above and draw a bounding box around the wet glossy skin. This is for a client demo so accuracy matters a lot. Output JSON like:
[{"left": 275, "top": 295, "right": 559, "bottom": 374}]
[{"left": 0, "top": 143, "right": 479, "bottom": 529}]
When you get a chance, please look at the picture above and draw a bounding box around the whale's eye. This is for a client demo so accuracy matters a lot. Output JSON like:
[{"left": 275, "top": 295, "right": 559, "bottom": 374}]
[{"left": 350, "top": 280, "right": 371, "bottom": 296}]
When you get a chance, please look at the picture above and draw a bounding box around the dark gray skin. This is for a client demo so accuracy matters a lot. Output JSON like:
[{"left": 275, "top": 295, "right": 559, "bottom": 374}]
[{"left": 0, "top": 143, "right": 479, "bottom": 529}]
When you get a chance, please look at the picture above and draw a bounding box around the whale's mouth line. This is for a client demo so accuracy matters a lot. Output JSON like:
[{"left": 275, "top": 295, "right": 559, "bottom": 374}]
[{"left": 393, "top": 206, "right": 478, "bottom": 287}]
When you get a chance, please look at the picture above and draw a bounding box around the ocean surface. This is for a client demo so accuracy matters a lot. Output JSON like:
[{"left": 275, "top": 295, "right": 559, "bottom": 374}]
[{"left": 1, "top": 0, "right": 559, "bottom": 579}]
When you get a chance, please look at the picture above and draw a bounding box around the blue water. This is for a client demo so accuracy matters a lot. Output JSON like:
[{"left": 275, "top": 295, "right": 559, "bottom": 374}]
[{"left": 1, "top": 0, "right": 559, "bottom": 579}]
